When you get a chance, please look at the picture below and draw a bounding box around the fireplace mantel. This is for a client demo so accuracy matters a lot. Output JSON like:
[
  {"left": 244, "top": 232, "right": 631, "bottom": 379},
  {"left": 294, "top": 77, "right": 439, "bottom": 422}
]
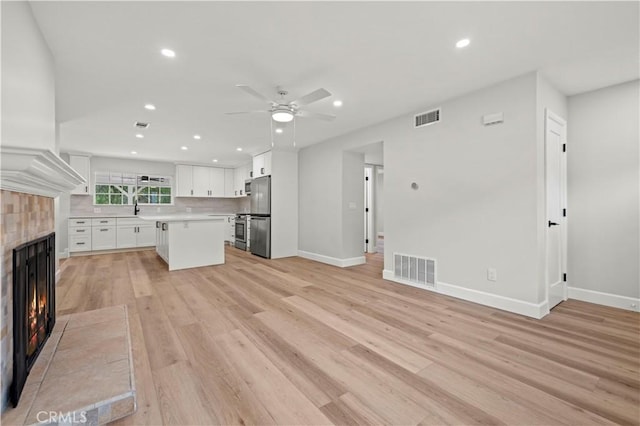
[{"left": 0, "top": 146, "right": 85, "bottom": 197}]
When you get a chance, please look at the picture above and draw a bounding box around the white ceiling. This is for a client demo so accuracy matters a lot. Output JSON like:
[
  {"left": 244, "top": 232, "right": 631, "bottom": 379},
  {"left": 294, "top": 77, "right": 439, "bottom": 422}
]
[{"left": 29, "top": 1, "right": 639, "bottom": 167}]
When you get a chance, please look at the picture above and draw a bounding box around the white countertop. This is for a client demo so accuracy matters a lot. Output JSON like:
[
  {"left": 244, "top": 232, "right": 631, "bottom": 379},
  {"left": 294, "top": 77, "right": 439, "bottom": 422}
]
[
  {"left": 70, "top": 213, "right": 235, "bottom": 219},
  {"left": 138, "top": 214, "right": 228, "bottom": 222}
]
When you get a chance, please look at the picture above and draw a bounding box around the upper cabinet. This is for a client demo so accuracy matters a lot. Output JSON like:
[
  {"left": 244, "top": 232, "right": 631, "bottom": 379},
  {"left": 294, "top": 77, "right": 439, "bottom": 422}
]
[
  {"left": 175, "top": 164, "right": 230, "bottom": 198},
  {"left": 224, "top": 169, "right": 235, "bottom": 197},
  {"left": 176, "top": 164, "right": 194, "bottom": 196},
  {"left": 252, "top": 151, "right": 272, "bottom": 178},
  {"left": 69, "top": 155, "right": 91, "bottom": 195}
]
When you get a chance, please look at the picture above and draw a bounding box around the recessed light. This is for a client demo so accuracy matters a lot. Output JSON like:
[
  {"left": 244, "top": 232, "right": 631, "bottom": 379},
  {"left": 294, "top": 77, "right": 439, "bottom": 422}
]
[
  {"left": 144, "top": 104, "right": 156, "bottom": 110},
  {"left": 212, "top": 159, "right": 218, "bottom": 163},
  {"left": 193, "top": 134, "right": 201, "bottom": 140},
  {"left": 333, "top": 100, "right": 343, "bottom": 107},
  {"left": 135, "top": 134, "right": 144, "bottom": 139},
  {"left": 275, "top": 128, "right": 283, "bottom": 134},
  {"left": 181, "top": 146, "right": 188, "bottom": 150},
  {"left": 161, "top": 48, "right": 176, "bottom": 58},
  {"left": 236, "top": 147, "right": 242, "bottom": 151},
  {"left": 131, "top": 151, "right": 137, "bottom": 155},
  {"left": 456, "top": 38, "right": 470, "bottom": 48}
]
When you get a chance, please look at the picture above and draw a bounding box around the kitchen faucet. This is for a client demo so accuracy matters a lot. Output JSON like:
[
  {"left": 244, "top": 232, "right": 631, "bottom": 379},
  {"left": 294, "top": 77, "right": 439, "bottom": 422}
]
[{"left": 134, "top": 198, "right": 140, "bottom": 216}]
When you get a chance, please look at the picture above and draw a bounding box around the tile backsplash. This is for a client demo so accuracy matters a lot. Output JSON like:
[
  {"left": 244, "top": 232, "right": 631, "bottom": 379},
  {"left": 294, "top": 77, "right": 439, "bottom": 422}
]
[{"left": 70, "top": 195, "right": 250, "bottom": 216}]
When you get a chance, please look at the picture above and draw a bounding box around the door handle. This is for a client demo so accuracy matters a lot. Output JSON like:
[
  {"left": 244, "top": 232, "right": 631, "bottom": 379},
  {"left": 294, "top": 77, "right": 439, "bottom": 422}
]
[{"left": 548, "top": 221, "right": 559, "bottom": 227}]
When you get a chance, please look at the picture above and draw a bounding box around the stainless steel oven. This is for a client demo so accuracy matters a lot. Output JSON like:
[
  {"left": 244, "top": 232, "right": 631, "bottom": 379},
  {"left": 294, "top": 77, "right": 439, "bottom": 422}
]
[{"left": 235, "top": 214, "right": 248, "bottom": 250}]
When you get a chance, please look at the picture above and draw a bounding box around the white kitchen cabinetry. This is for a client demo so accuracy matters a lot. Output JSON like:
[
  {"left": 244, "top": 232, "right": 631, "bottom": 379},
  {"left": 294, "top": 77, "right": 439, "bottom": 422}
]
[
  {"left": 69, "top": 155, "right": 91, "bottom": 195},
  {"left": 91, "top": 225, "right": 116, "bottom": 250},
  {"left": 253, "top": 151, "right": 272, "bottom": 178},
  {"left": 116, "top": 218, "right": 155, "bottom": 248},
  {"left": 224, "top": 169, "right": 234, "bottom": 197},
  {"left": 68, "top": 218, "right": 91, "bottom": 252},
  {"left": 225, "top": 215, "right": 235, "bottom": 244},
  {"left": 176, "top": 165, "right": 225, "bottom": 197},
  {"left": 176, "top": 165, "right": 194, "bottom": 197}
]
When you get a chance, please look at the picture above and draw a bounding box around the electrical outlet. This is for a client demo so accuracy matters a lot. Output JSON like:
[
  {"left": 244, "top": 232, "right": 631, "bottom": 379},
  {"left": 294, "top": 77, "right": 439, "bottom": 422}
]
[
  {"left": 93, "top": 207, "right": 101, "bottom": 213},
  {"left": 487, "top": 268, "right": 497, "bottom": 282},
  {"left": 186, "top": 207, "right": 192, "bottom": 213}
]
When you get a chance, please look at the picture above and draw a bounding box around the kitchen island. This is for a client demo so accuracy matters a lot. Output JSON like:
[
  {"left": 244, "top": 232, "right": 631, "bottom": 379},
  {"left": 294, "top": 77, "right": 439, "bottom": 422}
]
[{"left": 139, "top": 214, "right": 226, "bottom": 271}]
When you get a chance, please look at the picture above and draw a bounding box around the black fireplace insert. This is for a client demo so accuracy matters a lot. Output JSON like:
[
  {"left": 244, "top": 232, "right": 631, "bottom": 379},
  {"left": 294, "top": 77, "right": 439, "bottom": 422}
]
[{"left": 11, "top": 232, "right": 56, "bottom": 406}]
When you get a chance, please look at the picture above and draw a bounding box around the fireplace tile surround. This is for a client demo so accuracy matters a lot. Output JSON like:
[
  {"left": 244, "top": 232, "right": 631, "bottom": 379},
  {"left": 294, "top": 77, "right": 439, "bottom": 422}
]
[{"left": 1, "top": 190, "right": 55, "bottom": 412}]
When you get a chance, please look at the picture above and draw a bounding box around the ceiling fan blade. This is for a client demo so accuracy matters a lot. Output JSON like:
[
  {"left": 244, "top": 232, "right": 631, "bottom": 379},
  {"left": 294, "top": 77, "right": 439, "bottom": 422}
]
[
  {"left": 296, "top": 110, "right": 336, "bottom": 121},
  {"left": 236, "top": 85, "right": 275, "bottom": 104},
  {"left": 225, "top": 110, "right": 270, "bottom": 115},
  {"left": 291, "top": 88, "right": 331, "bottom": 107}
]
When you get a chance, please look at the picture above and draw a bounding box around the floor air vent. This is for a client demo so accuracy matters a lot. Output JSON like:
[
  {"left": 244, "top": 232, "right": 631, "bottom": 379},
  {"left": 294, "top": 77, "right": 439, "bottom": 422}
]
[
  {"left": 393, "top": 253, "right": 436, "bottom": 287},
  {"left": 414, "top": 108, "right": 440, "bottom": 128}
]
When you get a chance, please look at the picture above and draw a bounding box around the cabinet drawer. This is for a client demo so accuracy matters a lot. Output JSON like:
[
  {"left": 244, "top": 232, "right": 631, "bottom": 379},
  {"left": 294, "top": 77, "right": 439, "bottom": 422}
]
[
  {"left": 69, "top": 226, "right": 91, "bottom": 235},
  {"left": 69, "top": 218, "right": 91, "bottom": 227},
  {"left": 69, "top": 235, "right": 91, "bottom": 252},
  {"left": 92, "top": 218, "right": 116, "bottom": 226}
]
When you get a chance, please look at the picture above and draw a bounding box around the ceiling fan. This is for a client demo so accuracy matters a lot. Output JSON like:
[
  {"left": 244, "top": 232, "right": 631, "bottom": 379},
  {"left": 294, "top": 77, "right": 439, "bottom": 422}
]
[{"left": 226, "top": 85, "right": 336, "bottom": 122}]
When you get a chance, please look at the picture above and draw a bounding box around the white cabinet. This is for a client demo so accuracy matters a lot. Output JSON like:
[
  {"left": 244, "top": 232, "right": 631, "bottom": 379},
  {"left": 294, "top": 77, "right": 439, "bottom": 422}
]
[
  {"left": 232, "top": 164, "right": 251, "bottom": 197},
  {"left": 92, "top": 225, "right": 116, "bottom": 250},
  {"left": 69, "top": 219, "right": 91, "bottom": 253},
  {"left": 225, "top": 215, "right": 235, "bottom": 243},
  {"left": 253, "top": 151, "right": 272, "bottom": 178},
  {"left": 137, "top": 226, "right": 156, "bottom": 246},
  {"left": 156, "top": 222, "right": 169, "bottom": 262},
  {"left": 224, "top": 169, "right": 235, "bottom": 197},
  {"left": 116, "top": 225, "right": 137, "bottom": 248},
  {"left": 176, "top": 165, "right": 194, "bottom": 197},
  {"left": 69, "top": 155, "right": 91, "bottom": 195},
  {"left": 176, "top": 165, "right": 226, "bottom": 198},
  {"left": 116, "top": 218, "right": 156, "bottom": 248}
]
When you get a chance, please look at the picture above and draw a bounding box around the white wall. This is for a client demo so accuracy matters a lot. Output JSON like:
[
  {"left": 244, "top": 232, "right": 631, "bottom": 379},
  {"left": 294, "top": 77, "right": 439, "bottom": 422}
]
[
  {"left": 299, "top": 72, "right": 550, "bottom": 315},
  {"left": 567, "top": 80, "right": 640, "bottom": 304},
  {"left": 342, "top": 151, "right": 365, "bottom": 260},
  {"left": 0, "top": 1, "right": 57, "bottom": 412},
  {"left": 271, "top": 150, "right": 299, "bottom": 259},
  {"left": 0, "top": 2, "right": 55, "bottom": 151}
]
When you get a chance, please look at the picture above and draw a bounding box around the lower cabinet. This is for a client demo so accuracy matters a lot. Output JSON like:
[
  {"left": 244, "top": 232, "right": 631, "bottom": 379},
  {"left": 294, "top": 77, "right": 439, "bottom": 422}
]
[
  {"left": 116, "top": 218, "right": 156, "bottom": 248},
  {"left": 69, "top": 216, "right": 156, "bottom": 253},
  {"left": 156, "top": 222, "right": 169, "bottom": 262}
]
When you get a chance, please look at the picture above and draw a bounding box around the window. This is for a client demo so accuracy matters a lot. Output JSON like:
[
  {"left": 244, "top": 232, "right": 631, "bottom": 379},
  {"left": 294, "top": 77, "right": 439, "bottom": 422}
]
[{"left": 94, "top": 172, "right": 172, "bottom": 205}]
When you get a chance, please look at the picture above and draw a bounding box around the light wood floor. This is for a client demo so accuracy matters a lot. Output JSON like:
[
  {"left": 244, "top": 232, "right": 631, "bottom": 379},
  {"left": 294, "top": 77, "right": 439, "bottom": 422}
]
[{"left": 57, "top": 247, "right": 640, "bottom": 425}]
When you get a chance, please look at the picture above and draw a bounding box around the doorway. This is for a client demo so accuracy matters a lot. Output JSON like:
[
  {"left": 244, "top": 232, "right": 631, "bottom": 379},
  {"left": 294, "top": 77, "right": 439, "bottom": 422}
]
[{"left": 545, "top": 109, "right": 568, "bottom": 310}]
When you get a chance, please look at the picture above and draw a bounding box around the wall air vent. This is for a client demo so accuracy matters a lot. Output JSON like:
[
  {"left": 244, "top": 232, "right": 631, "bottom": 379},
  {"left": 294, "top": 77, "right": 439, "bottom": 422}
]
[
  {"left": 134, "top": 121, "right": 150, "bottom": 129},
  {"left": 393, "top": 253, "right": 436, "bottom": 287},
  {"left": 414, "top": 108, "right": 441, "bottom": 128}
]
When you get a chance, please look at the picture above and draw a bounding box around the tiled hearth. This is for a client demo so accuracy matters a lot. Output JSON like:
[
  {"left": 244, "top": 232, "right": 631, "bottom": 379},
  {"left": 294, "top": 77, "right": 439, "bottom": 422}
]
[
  {"left": 1, "top": 305, "right": 136, "bottom": 425},
  {"left": 1, "top": 190, "right": 55, "bottom": 410}
]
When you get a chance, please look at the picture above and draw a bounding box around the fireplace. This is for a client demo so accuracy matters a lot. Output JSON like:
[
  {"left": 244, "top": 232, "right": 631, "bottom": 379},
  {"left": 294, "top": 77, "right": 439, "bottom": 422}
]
[{"left": 11, "top": 233, "right": 56, "bottom": 407}]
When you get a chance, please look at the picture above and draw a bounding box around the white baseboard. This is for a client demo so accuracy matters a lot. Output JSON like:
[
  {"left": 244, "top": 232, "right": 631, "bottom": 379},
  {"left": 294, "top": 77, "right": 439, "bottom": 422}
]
[
  {"left": 568, "top": 287, "right": 640, "bottom": 312},
  {"left": 59, "top": 250, "right": 69, "bottom": 259},
  {"left": 382, "top": 269, "right": 548, "bottom": 319},
  {"left": 55, "top": 268, "right": 61, "bottom": 284},
  {"left": 298, "top": 250, "right": 366, "bottom": 268}
]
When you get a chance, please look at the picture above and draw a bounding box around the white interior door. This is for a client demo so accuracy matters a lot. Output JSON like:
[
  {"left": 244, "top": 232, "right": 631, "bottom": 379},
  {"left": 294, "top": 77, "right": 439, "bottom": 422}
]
[
  {"left": 364, "top": 166, "right": 376, "bottom": 253},
  {"left": 546, "top": 109, "right": 567, "bottom": 310}
]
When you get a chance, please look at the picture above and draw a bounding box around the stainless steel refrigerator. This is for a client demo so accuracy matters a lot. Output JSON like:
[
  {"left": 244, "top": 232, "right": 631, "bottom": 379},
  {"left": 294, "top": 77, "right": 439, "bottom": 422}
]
[{"left": 249, "top": 176, "right": 271, "bottom": 258}]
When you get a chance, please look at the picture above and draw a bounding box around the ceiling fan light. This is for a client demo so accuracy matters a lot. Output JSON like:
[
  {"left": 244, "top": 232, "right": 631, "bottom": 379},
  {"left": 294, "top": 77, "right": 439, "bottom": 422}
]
[{"left": 272, "top": 110, "right": 294, "bottom": 123}]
